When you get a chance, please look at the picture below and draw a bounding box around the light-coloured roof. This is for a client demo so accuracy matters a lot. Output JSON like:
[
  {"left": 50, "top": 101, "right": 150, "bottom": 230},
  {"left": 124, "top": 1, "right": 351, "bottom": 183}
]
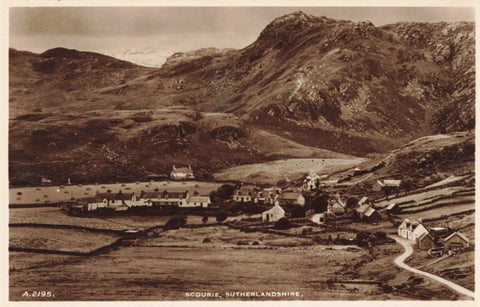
[
  {"left": 171, "top": 167, "right": 193, "bottom": 174},
  {"left": 358, "top": 196, "right": 369, "bottom": 205},
  {"left": 386, "top": 203, "right": 397, "bottom": 210},
  {"left": 383, "top": 180, "right": 401, "bottom": 186},
  {"left": 263, "top": 204, "right": 285, "bottom": 215},
  {"left": 189, "top": 196, "right": 211, "bottom": 203},
  {"left": 430, "top": 227, "right": 447, "bottom": 231},
  {"left": 444, "top": 232, "right": 469, "bottom": 243},
  {"left": 364, "top": 207, "right": 377, "bottom": 217},
  {"left": 356, "top": 204, "right": 370, "bottom": 214}
]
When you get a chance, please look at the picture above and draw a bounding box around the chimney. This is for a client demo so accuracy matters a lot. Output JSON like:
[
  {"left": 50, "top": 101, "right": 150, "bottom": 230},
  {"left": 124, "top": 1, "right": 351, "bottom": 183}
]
[
  {"left": 173, "top": 165, "right": 176, "bottom": 170},
  {"left": 188, "top": 164, "right": 191, "bottom": 169}
]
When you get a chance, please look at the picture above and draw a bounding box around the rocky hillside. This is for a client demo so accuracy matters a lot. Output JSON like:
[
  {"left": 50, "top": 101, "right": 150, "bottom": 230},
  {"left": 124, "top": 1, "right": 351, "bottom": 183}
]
[{"left": 9, "top": 12, "right": 475, "bottom": 185}]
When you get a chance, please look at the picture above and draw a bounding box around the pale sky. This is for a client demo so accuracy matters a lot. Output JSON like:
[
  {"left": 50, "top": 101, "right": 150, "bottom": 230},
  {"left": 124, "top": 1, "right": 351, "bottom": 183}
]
[{"left": 9, "top": 6, "right": 475, "bottom": 62}]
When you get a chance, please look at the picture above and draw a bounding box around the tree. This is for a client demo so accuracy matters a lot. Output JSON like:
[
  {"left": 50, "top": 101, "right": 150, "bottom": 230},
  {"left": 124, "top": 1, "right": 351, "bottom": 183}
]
[
  {"left": 346, "top": 197, "right": 358, "bottom": 208},
  {"left": 215, "top": 184, "right": 235, "bottom": 199},
  {"left": 165, "top": 215, "right": 187, "bottom": 230},
  {"left": 202, "top": 215, "right": 209, "bottom": 224},
  {"left": 291, "top": 206, "right": 306, "bottom": 218},
  {"left": 216, "top": 211, "right": 228, "bottom": 223},
  {"left": 274, "top": 217, "right": 292, "bottom": 230},
  {"left": 17, "top": 191, "right": 22, "bottom": 197}
]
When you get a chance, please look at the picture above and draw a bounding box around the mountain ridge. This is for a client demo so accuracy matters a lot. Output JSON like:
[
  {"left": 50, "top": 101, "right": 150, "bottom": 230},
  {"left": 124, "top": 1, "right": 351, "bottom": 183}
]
[{"left": 8, "top": 12, "right": 475, "bottom": 185}]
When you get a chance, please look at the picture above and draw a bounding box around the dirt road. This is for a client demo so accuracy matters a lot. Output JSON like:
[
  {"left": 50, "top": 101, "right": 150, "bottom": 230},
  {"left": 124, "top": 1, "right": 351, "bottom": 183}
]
[{"left": 390, "top": 235, "right": 475, "bottom": 299}]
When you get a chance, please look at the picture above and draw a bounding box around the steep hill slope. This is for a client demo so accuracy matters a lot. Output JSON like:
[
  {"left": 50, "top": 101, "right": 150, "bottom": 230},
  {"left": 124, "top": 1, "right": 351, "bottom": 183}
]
[{"left": 9, "top": 12, "right": 475, "bottom": 185}]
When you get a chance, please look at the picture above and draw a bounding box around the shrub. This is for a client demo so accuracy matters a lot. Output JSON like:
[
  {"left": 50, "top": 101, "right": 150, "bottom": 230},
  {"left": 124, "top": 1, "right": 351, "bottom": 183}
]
[
  {"left": 202, "top": 215, "right": 209, "bottom": 224},
  {"left": 216, "top": 211, "right": 228, "bottom": 223},
  {"left": 165, "top": 215, "right": 187, "bottom": 230},
  {"left": 291, "top": 206, "right": 306, "bottom": 218},
  {"left": 203, "top": 238, "right": 211, "bottom": 243},
  {"left": 274, "top": 217, "right": 292, "bottom": 230}
]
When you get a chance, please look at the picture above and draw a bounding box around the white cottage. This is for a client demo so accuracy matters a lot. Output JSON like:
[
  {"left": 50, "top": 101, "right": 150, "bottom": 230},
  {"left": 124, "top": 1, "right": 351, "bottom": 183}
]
[
  {"left": 262, "top": 201, "right": 285, "bottom": 223},
  {"left": 398, "top": 218, "right": 429, "bottom": 242},
  {"left": 184, "top": 195, "right": 211, "bottom": 208}
]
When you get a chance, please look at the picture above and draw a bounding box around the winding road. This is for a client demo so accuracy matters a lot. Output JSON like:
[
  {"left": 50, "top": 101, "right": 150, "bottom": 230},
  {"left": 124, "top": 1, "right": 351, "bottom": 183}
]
[{"left": 390, "top": 235, "right": 475, "bottom": 299}]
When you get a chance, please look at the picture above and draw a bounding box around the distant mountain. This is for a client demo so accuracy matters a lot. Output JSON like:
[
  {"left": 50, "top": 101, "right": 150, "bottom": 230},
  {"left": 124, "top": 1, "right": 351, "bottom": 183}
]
[
  {"left": 101, "top": 47, "right": 175, "bottom": 68},
  {"left": 8, "top": 12, "right": 475, "bottom": 185}
]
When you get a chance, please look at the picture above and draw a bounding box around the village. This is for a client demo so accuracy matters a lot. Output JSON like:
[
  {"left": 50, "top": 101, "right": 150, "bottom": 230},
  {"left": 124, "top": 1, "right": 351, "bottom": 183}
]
[{"left": 58, "top": 164, "right": 471, "bottom": 262}]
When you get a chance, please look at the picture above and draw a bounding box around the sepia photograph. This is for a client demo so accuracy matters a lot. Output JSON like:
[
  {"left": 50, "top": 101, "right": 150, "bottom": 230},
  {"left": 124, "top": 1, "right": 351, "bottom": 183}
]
[{"left": 6, "top": 1, "right": 476, "bottom": 302}]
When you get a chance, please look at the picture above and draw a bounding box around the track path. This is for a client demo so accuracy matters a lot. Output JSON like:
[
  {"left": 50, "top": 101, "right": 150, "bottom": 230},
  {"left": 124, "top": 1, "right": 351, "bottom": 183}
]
[{"left": 390, "top": 235, "right": 475, "bottom": 299}]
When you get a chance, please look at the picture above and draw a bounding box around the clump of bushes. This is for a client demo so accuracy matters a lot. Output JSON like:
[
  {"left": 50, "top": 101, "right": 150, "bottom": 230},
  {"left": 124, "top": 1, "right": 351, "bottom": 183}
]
[
  {"left": 274, "top": 217, "right": 292, "bottom": 230},
  {"left": 164, "top": 215, "right": 187, "bottom": 230},
  {"left": 203, "top": 238, "right": 211, "bottom": 243}
]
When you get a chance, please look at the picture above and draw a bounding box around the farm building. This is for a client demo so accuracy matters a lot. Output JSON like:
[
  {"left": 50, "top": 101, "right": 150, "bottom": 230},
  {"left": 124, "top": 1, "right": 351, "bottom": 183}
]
[
  {"left": 41, "top": 177, "right": 52, "bottom": 185},
  {"left": 185, "top": 196, "right": 211, "bottom": 208},
  {"left": 140, "top": 190, "right": 189, "bottom": 207},
  {"left": 328, "top": 199, "right": 346, "bottom": 215},
  {"left": 429, "top": 227, "right": 450, "bottom": 238},
  {"left": 417, "top": 233, "right": 436, "bottom": 250},
  {"left": 358, "top": 196, "right": 371, "bottom": 206},
  {"left": 84, "top": 196, "right": 108, "bottom": 211},
  {"left": 355, "top": 204, "right": 381, "bottom": 222},
  {"left": 373, "top": 179, "right": 401, "bottom": 192},
  {"left": 303, "top": 172, "right": 321, "bottom": 190},
  {"left": 170, "top": 165, "right": 194, "bottom": 180},
  {"left": 85, "top": 192, "right": 138, "bottom": 211},
  {"left": 253, "top": 188, "right": 280, "bottom": 204},
  {"left": 398, "top": 218, "right": 429, "bottom": 242},
  {"left": 278, "top": 192, "right": 305, "bottom": 206},
  {"left": 444, "top": 232, "right": 469, "bottom": 252},
  {"left": 311, "top": 213, "right": 326, "bottom": 225},
  {"left": 386, "top": 202, "right": 401, "bottom": 214},
  {"left": 233, "top": 185, "right": 257, "bottom": 203},
  {"left": 262, "top": 201, "right": 285, "bottom": 222}
]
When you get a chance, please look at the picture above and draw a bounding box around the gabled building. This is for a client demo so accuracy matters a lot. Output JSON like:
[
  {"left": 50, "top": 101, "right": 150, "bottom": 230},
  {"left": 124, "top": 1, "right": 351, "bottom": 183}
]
[
  {"left": 386, "top": 202, "right": 401, "bottom": 214},
  {"left": 328, "top": 198, "right": 346, "bottom": 215},
  {"left": 253, "top": 188, "right": 280, "bottom": 205},
  {"left": 278, "top": 192, "right": 305, "bottom": 206},
  {"left": 358, "top": 196, "right": 371, "bottom": 206},
  {"left": 373, "top": 179, "right": 401, "bottom": 192},
  {"left": 444, "top": 232, "right": 469, "bottom": 251},
  {"left": 86, "top": 192, "right": 137, "bottom": 211},
  {"left": 140, "top": 190, "right": 189, "bottom": 207},
  {"left": 262, "top": 201, "right": 285, "bottom": 222},
  {"left": 356, "top": 204, "right": 381, "bottom": 222},
  {"left": 398, "top": 218, "right": 429, "bottom": 242},
  {"left": 185, "top": 195, "right": 211, "bottom": 208},
  {"left": 233, "top": 185, "right": 257, "bottom": 203},
  {"left": 303, "top": 172, "right": 321, "bottom": 190},
  {"left": 170, "top": 165, "right": 194, "bottom": 180},
  {"left": 417, "top": 233, "right": 436, "bottom": 250}
]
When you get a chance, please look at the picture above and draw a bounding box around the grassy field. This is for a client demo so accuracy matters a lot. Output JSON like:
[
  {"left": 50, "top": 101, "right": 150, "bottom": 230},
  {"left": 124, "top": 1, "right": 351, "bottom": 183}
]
[
  {"left": 9, "top": 225, "right": 465, "bottom": 301},
  {"left": 9, "top": 207, "right": 219, "bottom": 229},
  {"left": 214, "top": 158, "right": 366, "bottom": 184},
  {"left": 10, "top": 180, "right": 222, "bottom": 205},
  {"left": 9, "top": 227, "right": 119, "bottom": 252}
]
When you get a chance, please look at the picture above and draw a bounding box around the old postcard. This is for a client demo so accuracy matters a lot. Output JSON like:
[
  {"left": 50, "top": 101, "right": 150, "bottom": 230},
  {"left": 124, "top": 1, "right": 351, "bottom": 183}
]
[{"left": 4, "top": 0, "right": 477, "bottom": 304}]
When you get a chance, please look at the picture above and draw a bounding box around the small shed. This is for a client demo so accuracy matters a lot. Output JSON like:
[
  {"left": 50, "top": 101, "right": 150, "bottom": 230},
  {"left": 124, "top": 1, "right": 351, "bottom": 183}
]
[
  {"left": 444, "top": 232, "right": 469, "bottom": 251},
  {"left": 262, "top": 202, "right": 285, "bottom": 223}
]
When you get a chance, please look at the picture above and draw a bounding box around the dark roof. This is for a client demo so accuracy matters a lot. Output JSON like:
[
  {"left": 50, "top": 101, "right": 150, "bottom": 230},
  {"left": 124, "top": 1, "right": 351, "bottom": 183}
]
[
  {"left": 161, "top": 190, "right": 188, "bottom": 199},
  {"left": 418, "top": 232, "right": 434, "bottom": 242},
  {"left": 97, "top": 192, "right": 134, "bottom": 201},
  {"left": 279, "top": 192, "right": 302, "bottom": 200}
]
